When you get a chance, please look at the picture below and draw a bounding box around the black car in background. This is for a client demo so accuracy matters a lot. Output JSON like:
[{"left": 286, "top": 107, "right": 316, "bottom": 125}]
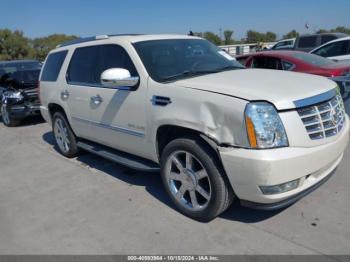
[
  {"left": 293, "top": 33, "right": 348, "bottom": 52},
  {"left": 0, "top": 60, "right": 41, "bottom": 126}
]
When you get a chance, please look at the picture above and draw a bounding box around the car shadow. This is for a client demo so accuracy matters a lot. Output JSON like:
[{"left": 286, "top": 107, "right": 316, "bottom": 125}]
[
  {"left": 42, "top": 130, "right": 286, "bottom": 223},
  {"left": 0, "top": 115, "right": 45, "bottom": 126}
]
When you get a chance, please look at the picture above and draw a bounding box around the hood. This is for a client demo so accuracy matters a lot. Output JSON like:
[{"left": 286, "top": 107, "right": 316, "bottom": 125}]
[{"left": 174, "top": 69, "right": 336, "bottom": 110}]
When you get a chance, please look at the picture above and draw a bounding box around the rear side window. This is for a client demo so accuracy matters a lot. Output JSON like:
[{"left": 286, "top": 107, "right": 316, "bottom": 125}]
[
  {"left": 252, "top": 56, "right": 282, "bottom": 70},
  {"left": 282, "top": 61, "right": 294, "bottom": 71},
  {"left": 41, "top": 51, "right": 68, "bottom": 81},
  {"left": 298, "top": 36, "right": 317, "bottom": 48}
]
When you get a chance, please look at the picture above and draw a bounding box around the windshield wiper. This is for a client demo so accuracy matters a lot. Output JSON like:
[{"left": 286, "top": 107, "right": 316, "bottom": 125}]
[
  {"left": 162, "top": 70, "right": 194, "bottom": 81},
  {"left": 213, "top": 65, "right": 244, "bottom": 72},
  {"left": 162, "top": 65, "right": 243, "bottom": 82},
  {"left": 162, "top": 69, "right": 226, "bottom": 81}
]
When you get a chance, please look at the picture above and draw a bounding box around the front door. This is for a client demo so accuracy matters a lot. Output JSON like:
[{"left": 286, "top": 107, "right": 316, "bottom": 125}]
[{"left": 87, "top": 44, "right": 149, "bottom": 158}]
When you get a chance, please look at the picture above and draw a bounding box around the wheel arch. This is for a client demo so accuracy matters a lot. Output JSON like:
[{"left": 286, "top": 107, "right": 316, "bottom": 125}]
[
  {"left": 155, "top": 124, "right": 220, "bottom": 162},
  {"left": 48, "top": 103, "right": 67, "bottom": 121}
]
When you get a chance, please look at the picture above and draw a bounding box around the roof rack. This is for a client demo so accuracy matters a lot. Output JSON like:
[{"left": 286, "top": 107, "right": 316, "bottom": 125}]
[{"left": 57, "top": 34, "right": 142, "bottom": 48}]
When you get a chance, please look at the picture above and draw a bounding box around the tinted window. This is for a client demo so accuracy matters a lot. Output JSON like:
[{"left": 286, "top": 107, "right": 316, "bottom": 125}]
[
  {"left": 98, "top": 45, "right": 138, "bottom": 77},
  {"left": 0, "top": 61, "right": 41, "bottom": 80},
  {"left": 298, "top": 36, "right": 317, "bottom": 48},
  {"left": 292, "top": 52, "right": 335, "bottom": 66},
  {"left": 13, "top": 69, "right": 40, "bottom": 83},
  {"left": 282, "top": 61, "right": 294, "bottom": 71},
  {"left": 134, "top": 39, "right": 244, "bottom": 82},
  {"left": 67, "top": 44, "right": 137, "bottom": 85},
  {"left": 313, "top": 40, "right": 350, "bottom": 57},
  {"left": 252, "top": 57, "right": 282, "bottom": 70},
  {"left": 41, "top": 51, "right": 68, "bottom": 81},
  {"left": 320, "top": 35, "right": 337, "bottom": 45},
  {"left": 275, "top": 40, "right": 293, "bottom": 48},
  {"left": 67, "top": 46, "right": 99, "bottom": 84}
]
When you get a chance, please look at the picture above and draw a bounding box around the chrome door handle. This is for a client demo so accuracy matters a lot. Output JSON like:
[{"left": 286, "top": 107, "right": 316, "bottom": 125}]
[
  {"left": 91, "top": 95, "right": 103, "bottom": 105},
  {"left": 60, "top": 90, "right": 69, "bottom": 100}
]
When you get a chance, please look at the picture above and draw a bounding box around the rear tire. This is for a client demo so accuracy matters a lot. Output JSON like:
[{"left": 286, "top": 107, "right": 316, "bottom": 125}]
[
  {"left": 160, "top": 137, "right": 234, "bottom": 222},
  {"left": 52, "top": 112, "right": 79, "bottom": 158},
  {"left": 1, "top": 104, "right": 20, "bottom": 127}
]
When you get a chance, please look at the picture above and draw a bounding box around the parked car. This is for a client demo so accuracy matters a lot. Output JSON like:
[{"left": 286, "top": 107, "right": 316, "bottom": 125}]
[
  {"left": 237, "top": 50, "right": 350, "bottom": 97},
  {"left": 310, "top": 36, "right": 350, "bottom": 61},
  {"left": 270, "top": 38, "right": 295, "bottom": 50},
  {"left": 0, "top": 60, "right": 42, "bottom": 126},
  {"left": 293, "top": 33, "right": 347, "bottom": 52},
  {"left": 39, "top": 35, "right": 349, "bottom": 221}
]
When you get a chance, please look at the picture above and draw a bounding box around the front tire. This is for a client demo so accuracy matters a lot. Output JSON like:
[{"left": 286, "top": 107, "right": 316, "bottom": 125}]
[
  {"left": 52, "top": 112, "right": 79, "bottom": 158},
  {"left": 160, "top": 137, "right": 234, "bottom": 222},
  {"left": 1, "top": 104, "right": 20, "bottom": 127}
]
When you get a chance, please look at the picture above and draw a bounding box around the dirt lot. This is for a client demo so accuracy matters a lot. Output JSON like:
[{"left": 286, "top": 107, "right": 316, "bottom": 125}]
[{"left": 0, "top": 99, "right": 349, "bottom": 255}]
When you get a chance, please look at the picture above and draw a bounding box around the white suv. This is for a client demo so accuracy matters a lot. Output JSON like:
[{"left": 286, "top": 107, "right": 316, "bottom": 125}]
[
  {"left": 310, "top": 36, "right": 350, "bottom": 62},
  {"left": 39, "top": 34, "right": 349, "bottom": 221}
]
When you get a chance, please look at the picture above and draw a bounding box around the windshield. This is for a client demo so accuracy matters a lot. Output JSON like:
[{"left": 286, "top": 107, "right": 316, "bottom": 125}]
[
  {"left": 133, "top": 39, "right": 244, "bottom": 82},
  {"left": 0, "top": 61, "right": 41, "bottom": 80},
  {"left": 291, "top": 53, "right": 335, "bottom": 67}
]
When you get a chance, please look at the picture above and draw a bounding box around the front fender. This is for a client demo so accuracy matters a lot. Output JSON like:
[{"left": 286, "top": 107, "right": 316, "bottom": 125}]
[{"left": 148, "top": 82, "right": 249, "bottom": 149}]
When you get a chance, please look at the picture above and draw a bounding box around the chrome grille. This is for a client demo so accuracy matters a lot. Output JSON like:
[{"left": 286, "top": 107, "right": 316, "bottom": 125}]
[
  {"left": 297, "top": 95, "right": 346, "bottom": 140},
  {"left": 23, "top": 88, "right": 38, "bottom": 98}
]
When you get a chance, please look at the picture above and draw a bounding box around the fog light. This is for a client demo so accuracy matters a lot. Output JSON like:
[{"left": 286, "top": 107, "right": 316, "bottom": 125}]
[{"left": 260, "top": 179, "right": 300, "bottom": 195}]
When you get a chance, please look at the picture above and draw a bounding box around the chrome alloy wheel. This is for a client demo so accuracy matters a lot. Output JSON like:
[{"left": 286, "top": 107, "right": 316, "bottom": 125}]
[
  {"left": 54, "top": 118, "right": 70, "bottom": 153},
  {"left": 165, "top": 151, "right": 212, "bottom": 211},
  {"left": 1, "top": 104, "right": 10, "bottom": 125}
]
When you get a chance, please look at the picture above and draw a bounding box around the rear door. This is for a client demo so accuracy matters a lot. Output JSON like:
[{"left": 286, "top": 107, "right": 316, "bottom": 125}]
[{"left": 64, "top": 46, "right": 100, "bottom": 140}]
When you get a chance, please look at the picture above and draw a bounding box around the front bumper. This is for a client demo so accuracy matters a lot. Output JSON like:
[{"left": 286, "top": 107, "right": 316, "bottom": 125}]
[
  {"left": 219, "top": 116, "right": 349, "bottom": 208},
  {"left": 6, "top": 103, "right": 41, "bottom": 120}
]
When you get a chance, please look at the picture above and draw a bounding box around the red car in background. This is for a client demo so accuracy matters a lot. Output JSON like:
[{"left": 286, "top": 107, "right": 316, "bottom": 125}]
[{"left": 237, "top": 51, "right": 350, "bottom": 97}]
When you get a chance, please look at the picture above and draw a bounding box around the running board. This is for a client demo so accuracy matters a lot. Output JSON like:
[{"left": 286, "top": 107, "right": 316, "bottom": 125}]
[{"left": 77, "top": 140, "right": 160, "bottom": 172}]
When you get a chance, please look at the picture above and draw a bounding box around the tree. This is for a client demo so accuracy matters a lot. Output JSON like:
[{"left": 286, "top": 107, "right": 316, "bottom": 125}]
[
  {"left": 265, "top": 31, "right": 277, "bottom": 42},
  {"left": 223, "top": 30, "right": 234, "bottom": 45},
  {"left": 246, "top": 30, "right": 276, "bottom": 43},
  {"left": 330, "top": 26, "right": 350, "bottom": 35},
  {"left": 283, "top": 30, "right": 299, "bottom": 39},
  {"left": 0, "top": 29, "right": 31, "bottom": 60},
  {"left": 31, "top": 34, "right": 78, "bottom": 61},
  {"left": 203, "top": 32, "right": 222, "bottom": 45},
  {"left": 316, "top": 26, "right": 350, "bottom": 34},
  {"left": 246, "top": 30, "right": 263, "bottom": 43},
  {"left": 316, "top": 29, "right": 329, "bottom": 34}
]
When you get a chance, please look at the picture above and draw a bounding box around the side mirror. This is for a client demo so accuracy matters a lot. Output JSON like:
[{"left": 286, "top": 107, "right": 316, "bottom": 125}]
[{"left": 100, "top": 68, "right": 139, "bottom": 89}]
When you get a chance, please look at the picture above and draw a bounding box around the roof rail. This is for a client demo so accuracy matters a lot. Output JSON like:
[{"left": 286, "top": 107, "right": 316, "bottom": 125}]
[
  {"left": 57, "top": 34, "right": 142, "bottom": 48},
  {"left": 57, "top": 35, "right": 109, "bottom": 48}
]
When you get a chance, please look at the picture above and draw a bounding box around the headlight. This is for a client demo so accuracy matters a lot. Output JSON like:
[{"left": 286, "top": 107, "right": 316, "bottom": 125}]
[
  {"left": 3, "top": 91, "right": 24, "bottom": 101},
  {"left": 244, "top": 102, "right": 288, "bottom": 148}
]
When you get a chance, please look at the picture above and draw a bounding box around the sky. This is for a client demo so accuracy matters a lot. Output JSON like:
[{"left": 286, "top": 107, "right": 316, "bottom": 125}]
[{"left": 1, "top": 0, "right": 350, "bottom": 40}]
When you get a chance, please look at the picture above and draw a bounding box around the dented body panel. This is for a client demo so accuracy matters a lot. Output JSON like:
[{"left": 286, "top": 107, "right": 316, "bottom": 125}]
[{"left": 147, "top": 77, "right": 249, "bottom": 161}]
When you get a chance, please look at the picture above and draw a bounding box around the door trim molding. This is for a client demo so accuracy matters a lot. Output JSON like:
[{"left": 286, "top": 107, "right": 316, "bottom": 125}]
[{"left": 72, "top": 116, "right": 145, "bottom": 137}]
